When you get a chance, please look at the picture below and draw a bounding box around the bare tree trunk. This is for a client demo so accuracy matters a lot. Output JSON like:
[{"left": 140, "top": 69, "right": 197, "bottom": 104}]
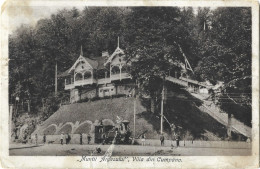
[
  {"left": 27, "top": 100, "right": 31, "bottom": 113},
  {"left": 151, "top": 97, "right": 155, "bottom": 113}
]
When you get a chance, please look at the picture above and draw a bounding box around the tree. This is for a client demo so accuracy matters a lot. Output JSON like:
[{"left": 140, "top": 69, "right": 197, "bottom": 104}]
[{"left": 193, "top": 7, "right": 252, "bottom": 125}]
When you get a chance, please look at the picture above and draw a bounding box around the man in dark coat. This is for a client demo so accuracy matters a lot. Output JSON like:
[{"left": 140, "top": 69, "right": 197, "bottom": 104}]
[
  {"left": 87, "top": 134, "right": 91, "bottom": 144},
  {"left": 160, "top": 134, "right": 165, "bottom": 146},
  {"left": 80, "top": 133, "right": 83, "bottom": 145},
  {"left": 43, "top": 134, "right": 46, "bottom": 144}
]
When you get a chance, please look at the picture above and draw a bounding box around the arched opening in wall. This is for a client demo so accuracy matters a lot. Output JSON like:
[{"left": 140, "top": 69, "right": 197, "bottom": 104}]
[
  {"left": 58, "top": 124, "right": 72, "bottom": 134},
  {"left": 74, "top": 123, "right": 92, "bottom": 134},
  {"left": 43, "top": 125, "right": 57, "bottom": 135},
  {"left": 103, "top": 119, "right": 115, "bottom": 126},
  {"left": 111, "top": 66, "right": 120, "bottom": 75},
  {"left": 84, "top": 71, "right": 92, "bottom": 80},
  {"left": 75, "top": 73, "right": 83, "bottom": 81}
]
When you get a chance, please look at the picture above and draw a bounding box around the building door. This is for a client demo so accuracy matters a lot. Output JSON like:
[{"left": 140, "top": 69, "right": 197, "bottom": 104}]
[
  {"left": 104, "top": 89, "right": 110, "bottom": 96},
  {"left": 75, "top": 89, "right": 79, "bottom": 102}
]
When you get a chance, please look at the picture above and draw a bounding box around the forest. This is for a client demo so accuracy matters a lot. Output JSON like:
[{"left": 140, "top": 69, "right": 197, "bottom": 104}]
[{"left": 9, "top": 7, "right": 251, "bottom": 126}]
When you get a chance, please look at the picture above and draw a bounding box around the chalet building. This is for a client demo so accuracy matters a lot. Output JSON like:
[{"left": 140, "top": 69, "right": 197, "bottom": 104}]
[{"left": 61, "top": 41, "right": 133, "bottom": 103}]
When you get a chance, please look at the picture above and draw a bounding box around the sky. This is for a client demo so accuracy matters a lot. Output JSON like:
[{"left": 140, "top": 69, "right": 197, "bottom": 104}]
[
  {"left": 7, "top": 6, "right": 214, "bottom": 33},
  {"left": 7, "top": 6, "right": 85, "bottom": 33}
]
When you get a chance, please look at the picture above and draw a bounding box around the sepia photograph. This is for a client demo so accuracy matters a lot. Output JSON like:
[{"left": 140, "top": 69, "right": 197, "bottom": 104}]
[{"left": 1, "top": 0, "right": 259, "bottom": 168}]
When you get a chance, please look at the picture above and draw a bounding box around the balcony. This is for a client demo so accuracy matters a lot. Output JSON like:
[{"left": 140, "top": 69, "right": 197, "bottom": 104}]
[
  {"left": 75, "top": 79, "right": 96, "bottom": 86},
  {"left": 65, "top": 83, "right": 75, "bottom": 90},
  {"left": 65, "top": 78, "right": 97, "bottom": 90},
  {"left": 97, "top": 78, "right": 111, "bottom": 85},
  {"left": 110, "top": 72, "right": 131, "bottom": 81}
]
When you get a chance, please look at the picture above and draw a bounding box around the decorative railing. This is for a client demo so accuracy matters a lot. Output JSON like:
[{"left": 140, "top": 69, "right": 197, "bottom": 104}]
[
  {"left": 74, "top": 78, "right": 96, "bottom": 86},
  {"left": 65, "top": 83, "right": 75, "bottom": 90},
  {"left": 110, "top": 73, "right": 131, "bottom": 81},
  {"left": 165, "top": 76, "right": 188, "bottom": 87},
  {"left": 97, "top": 78, "right": 111, "bottom": 84},
  {"left": 65, "top": 78, "right": 97, "bottom": 90}
]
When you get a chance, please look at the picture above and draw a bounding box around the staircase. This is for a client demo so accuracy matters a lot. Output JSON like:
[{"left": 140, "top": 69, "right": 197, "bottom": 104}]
[
  {"left": 198, "top": 101, "right": 251, "bottom": 138},
  {"left": 165, "top": 75, "right": 252, "bottom": 138}
]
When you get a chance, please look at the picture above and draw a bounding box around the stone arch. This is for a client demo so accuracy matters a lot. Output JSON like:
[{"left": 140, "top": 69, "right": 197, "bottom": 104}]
[
  {"left": 56, "top": 122, "right": 74, "bottom": 134},
  {"left": 74, "top": 120, "right": 93, "bottom": 134},
  {"left": 43, "top": 124, "right": 57, "bottom": 135},
  {"left": 103, "top": 119, "right": 115, "bottom": 126}
]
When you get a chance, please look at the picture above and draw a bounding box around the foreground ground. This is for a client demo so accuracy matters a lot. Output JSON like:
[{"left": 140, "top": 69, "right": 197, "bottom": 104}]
[{"left": 9, "top": 143, "right": 251, "bottom": 156}]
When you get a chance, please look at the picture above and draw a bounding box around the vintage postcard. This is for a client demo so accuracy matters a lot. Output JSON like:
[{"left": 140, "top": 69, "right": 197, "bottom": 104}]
[{"left": 0, "top": 0, "right": 259, "bottom": 168}]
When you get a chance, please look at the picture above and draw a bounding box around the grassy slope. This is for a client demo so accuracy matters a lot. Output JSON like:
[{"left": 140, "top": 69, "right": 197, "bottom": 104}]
[
  {"left": 36, "top": 97, "right": 159, "bottom": 138},
  {"left": 35, "top": 90, "right": 244, "bottom": 140}
]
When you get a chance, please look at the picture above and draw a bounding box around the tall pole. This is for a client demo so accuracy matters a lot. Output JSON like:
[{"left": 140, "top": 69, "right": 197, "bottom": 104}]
[
  {"left": 55, "top": 61, "right": 58, "bottom": 96},
  {"left": 9, "top": 104, "right": 13, "bottom": 140},
  {"left": 133, "top": 81, "right": 137, "bottom": 144},
  {"left": 160, "top": 78, "right": 165, "bottom": 134},
  {"left": 134, "top": 99, "right": 136, "bottom": 139}
]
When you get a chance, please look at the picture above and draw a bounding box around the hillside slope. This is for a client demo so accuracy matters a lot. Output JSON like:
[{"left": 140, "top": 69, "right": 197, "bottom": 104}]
[
  {"left": 33, "top": 97, "right": 159, "bottom": 138},
  {"left": 33, "top": 93, "right": 246, "bottom": 141}
]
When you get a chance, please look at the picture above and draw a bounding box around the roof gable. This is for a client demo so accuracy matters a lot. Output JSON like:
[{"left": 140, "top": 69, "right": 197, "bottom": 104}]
[
  {"left": 68, "top": 55, "right": 94, "bottom": 73},
  {"left": 104, "top": 47, "right": 125, "bottom": 66}
]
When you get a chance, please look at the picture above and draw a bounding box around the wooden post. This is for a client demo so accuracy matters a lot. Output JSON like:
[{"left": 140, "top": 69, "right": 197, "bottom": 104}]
[
  {"left": 105, "top": 71, "right": 107, "bottom": 84},
  {"left": 55, "top": 61, "right": 57, "bottom": 96},
  {"left": 74, "top": 72, "right": 76, "bottom": 84},
  {"left": 9, "top": 104, "right": 13, "bottom": 140},
  {"left": 133, "top": 99, "right": 136, "bottom": 139},
  {"left": 27, "top": 100, "right": 30, "bottom": 113},
  {"left": 160, "top": 78, "right": 165, "bottom": 134},
  {"left": 120, "top": 65, "right": 122, "bottom": 81},
  {"left": 227, "top": 113, "right": 232, "bottom": 139}
]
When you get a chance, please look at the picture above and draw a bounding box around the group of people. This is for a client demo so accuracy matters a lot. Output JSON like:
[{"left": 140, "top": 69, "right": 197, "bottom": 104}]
[
  {"left": 140, "top": 133, "right": 181, "bottom": 147},
  {"left": 60, "top": 133, "right": 71, "bottom": 145},
  {"left": 35, "top": 131, "right": 181, "bottom": 147},
  {"left": 79, "top": 133, "right": 92, "bottom": 145}
]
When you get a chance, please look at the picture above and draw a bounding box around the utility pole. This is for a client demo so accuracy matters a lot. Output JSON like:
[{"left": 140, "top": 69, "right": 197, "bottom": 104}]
[
  {"left": 9, "top": 104, "right": 13, "bottom": 140},
  {"left": 160, "top": 77, "right": 165, "bottom": 134},
  {"left": 134, "top": 98, "right": 136, "bottom": 139},
  {"left": 55, "top": 61, "right": 58, "bottom": 96},
  {"left": 132, "top": 80, "right": 138, "bottom": 144}
]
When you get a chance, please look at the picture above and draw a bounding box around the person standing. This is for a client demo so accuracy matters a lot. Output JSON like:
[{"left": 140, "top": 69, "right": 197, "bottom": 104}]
[
  {"left": 43, "top": 134, "right": 46, "bottom": 144},
  {"left": 160, "top": 134, "right": 165, "bottom": 146},
  {"left": 65, "top": 133, "right": 69, "bottom": 144},
  {"left": 176, "top": 134, "right": 180, "bottom": 147},
  {"left": 102, "top": 133, "right": 106, "bottom": 145},
  {"left": 68, "top": 134, "right": 71, "bottom": 144},
  {"left": 35, "top": 134, "right": 38, "bottom": 146},
  {"left": 60, "top": 133, "right": 64, "bottom": 145},
  {"left": 80, "top": 133, "right": 83, "bottom": 145},
  {"left": 141, "top": 133, "right": 146, "bottom": 146},
  {"left": 87, "top": 134, "right": 91, "bottom": 144}
]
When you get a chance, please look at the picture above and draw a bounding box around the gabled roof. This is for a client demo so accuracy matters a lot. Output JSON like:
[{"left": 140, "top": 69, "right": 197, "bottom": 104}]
[
  {"left": 58, "top": 68, "right": 70, "bottom": 78},
  {"left": 68, "top": 55, "right": 94, "bottom": 73},
  {"left": 84, "top": 57, "right": 98, "bottom": 69},
  {"left": 104, "top": 47, "right": 125, "bottom": 66}
]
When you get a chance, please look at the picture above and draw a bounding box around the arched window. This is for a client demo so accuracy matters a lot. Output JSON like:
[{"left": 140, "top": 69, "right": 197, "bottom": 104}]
[
  {"left": 84, "top": 71, "right": 92, "bottom": 79},
  {"left": 75, "top": 73, "right": 83, "bottom": 81},
  {"left": 111, "top": 66, "right": 120, "bottom": 75}
]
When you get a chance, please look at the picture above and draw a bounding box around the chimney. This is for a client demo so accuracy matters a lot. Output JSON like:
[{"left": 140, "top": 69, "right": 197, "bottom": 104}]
[{"left": 102, "top": 51, "right": 109, "bottom": 58}]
